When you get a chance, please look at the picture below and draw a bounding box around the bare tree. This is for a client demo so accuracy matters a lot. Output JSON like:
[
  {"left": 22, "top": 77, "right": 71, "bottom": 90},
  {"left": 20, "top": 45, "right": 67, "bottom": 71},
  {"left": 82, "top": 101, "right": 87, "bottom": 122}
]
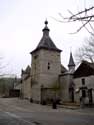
[
  {"left": 52, "top": 5, "right": 94, "bottom": 62},
  {"left": 56, "top": 6, "right": 94, "bottom": 63},
  {"left": 57, "top": 6, "right": 94, "bottom": 35},
  {"left": 75, "top": 36, "right": 94, "bottom": 63},
  {"left": 0, "top": 56, "right": 13, "bottom": 77}
]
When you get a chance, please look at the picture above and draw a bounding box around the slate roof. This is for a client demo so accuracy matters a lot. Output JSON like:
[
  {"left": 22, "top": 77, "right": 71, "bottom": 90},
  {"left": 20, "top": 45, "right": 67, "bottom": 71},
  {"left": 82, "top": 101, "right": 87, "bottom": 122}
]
[
  {"left": 68, "top": 52, "right": 75, "bottom": 67},
  {"left": 22, "top": 65, "right": 31, "bottom": 75},
  {"left": 31, "top": 20, "right": 61, "bottom": 54},
  {"left": 25, "top": 65, "right": 31, "bottom": 74},
  {"left": 74, "top": 60, "right": 94, "bottom": 78},
  {"left": 61, "top": 64, "right": 68, "bottom": 73}
]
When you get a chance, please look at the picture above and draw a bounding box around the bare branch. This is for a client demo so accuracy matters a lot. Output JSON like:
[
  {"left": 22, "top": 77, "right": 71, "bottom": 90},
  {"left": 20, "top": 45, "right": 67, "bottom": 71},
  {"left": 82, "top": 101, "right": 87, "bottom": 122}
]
[
  {"left": 89, "top": 22, "right": 94, "bottom": 32},
  {"left": 70, "top": 15, "right": 94, "bottom": 21},
  {"left": 69, "top": 6, "right": 94, "bottom": 19},
  {"left": 81, "top": 20, "right": 94, "bottom": 36},
  {"left": 69, "top": 17, "right": 92, "bottom": 34},
  {"left": 51, "top": 15, "right": 73, "bottom": 23},
  {"left": 75, "top": 35, "right": 94, "bottom": 63},
  {"left": 51, "top": 16, "right": 65, "bottom": 23},
  {"left": 58, "top": 6, "right": 94, "bottom": 34}
]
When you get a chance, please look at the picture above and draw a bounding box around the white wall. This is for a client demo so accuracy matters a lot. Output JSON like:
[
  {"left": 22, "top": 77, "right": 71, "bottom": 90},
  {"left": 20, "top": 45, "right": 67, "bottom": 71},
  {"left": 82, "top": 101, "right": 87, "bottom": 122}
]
[{"left": 74, "top": 75, "right": 94, "bottom": 103}]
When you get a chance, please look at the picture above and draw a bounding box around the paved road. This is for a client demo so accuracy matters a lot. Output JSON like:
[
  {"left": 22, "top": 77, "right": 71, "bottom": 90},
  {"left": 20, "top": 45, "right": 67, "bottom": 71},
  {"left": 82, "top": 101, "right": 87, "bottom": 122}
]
[{"left": 0, "top": 98, "right": 94, "bottom": 125}]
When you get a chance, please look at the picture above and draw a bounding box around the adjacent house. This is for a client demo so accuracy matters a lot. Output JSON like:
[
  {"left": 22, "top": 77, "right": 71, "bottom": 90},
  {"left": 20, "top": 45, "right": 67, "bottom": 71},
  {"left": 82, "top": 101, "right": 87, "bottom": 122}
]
[{"left": 74, "top": 60, "right": 94, "bottom": 104}]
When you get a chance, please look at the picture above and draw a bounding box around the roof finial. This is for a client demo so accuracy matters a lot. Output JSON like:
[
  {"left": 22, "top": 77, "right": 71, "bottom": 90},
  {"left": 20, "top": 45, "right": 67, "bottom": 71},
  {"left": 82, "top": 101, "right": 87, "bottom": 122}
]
[
  {"left": 70, "top": 46, "right": 72, "bottom": 53},
  {"left": 42, "top": 19, "right": 49, "bottom": 32},
  {"left": 44, "top": 19, "right": 48, "bottom": 26}
]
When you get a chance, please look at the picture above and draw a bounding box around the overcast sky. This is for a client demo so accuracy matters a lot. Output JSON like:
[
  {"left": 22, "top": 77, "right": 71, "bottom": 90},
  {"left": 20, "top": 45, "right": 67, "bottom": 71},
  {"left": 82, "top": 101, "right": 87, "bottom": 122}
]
[{"left": 0, "top": 0, "right": 94, "bottom": 77}]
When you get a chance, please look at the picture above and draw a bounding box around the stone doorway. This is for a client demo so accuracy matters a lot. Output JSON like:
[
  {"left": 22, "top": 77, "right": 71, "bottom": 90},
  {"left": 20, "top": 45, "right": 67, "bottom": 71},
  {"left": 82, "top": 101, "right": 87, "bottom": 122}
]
[{"left": 69, "top": 87, "right": 74, "bottom": 102}]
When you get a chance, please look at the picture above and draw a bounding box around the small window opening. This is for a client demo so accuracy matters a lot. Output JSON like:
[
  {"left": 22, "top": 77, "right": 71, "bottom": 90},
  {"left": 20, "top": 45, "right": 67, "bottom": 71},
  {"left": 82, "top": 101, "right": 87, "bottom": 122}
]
[
  {"left": 82, "top": 78, "right": 85, "bottom": 85},
  {"left": 34, "top": 55, "right": 38, "bottom": 59},
  {"left": 48, "top": 62, "right": 50, "bottom": 70}
]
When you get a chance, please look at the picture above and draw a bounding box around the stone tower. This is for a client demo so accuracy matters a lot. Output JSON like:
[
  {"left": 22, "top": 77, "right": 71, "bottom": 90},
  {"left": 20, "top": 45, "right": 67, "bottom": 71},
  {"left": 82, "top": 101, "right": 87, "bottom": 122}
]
[{"left": 30, "top": 20, "right": 62, "bottom": 102}]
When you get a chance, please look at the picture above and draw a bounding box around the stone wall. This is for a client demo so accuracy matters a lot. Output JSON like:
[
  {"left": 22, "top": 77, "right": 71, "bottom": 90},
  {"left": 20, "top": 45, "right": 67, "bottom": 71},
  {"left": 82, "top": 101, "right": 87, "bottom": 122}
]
[
  {"left": 59, "top": 74, "right": 73, "bottom": 102},
  {"left": 31, "top": 49, "right": 61, "bottom": 102},
  {"left": 21, "top": 77, "right": 31, "bottom": 100}
]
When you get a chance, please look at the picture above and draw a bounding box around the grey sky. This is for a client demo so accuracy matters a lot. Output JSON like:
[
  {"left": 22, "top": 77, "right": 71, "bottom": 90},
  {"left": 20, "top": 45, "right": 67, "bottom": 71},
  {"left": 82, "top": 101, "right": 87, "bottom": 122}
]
[{"left": 0, "top": 0, "right": 93, "bottom": 77}]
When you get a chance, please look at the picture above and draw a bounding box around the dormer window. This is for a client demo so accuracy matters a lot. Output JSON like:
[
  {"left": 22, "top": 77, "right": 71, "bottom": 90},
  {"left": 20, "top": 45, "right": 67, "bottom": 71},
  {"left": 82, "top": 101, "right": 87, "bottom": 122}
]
[{"left": 48, "top": 62, "right": 50, "bottom": 70}]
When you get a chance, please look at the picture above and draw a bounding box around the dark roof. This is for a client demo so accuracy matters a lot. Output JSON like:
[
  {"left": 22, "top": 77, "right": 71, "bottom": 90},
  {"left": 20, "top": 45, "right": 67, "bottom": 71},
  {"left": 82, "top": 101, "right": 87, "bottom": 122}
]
[
  {"left": 22, "top": 65, "right": 31, "bottom": 75},
  {"left": 31, "top": 20, "right": 61, "bottom": 54},
  {"left": 61, "top": 64, "right": 67, "bottom": 73},
  {"left": 68, "top": 52, "right": 75, "bottom": 67},
  {"left": 74, "top": 60, "right": 94, "bottom": 78}
]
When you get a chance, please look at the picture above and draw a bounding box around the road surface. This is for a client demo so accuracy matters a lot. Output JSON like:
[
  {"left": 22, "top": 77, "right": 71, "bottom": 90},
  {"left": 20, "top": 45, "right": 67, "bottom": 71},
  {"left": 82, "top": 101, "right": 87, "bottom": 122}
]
[{"left": 0, "top": 98, "right": 94, "bottom": 125}]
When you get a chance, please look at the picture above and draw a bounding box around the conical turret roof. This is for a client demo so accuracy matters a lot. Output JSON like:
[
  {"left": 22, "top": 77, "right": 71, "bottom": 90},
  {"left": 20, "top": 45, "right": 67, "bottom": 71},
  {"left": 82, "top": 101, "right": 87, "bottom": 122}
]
[
  {"left": 31, "top": 20, "right": 61, "bottom": 54},
  {"left": 68, "top": 52, "right": 75, "bottom": 67}
]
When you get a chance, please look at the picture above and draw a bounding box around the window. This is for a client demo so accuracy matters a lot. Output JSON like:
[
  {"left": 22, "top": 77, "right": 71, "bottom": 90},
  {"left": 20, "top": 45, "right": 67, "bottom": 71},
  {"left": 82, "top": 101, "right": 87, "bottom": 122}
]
[
  {"left": 34, "top": 55, "right": 38, "bottom": 59},
  {"left": 48, "top": 62, "right": 50, "bottom": 70},
  {"left": 82, "top": 78, "right": 85, "bottom": 85}
]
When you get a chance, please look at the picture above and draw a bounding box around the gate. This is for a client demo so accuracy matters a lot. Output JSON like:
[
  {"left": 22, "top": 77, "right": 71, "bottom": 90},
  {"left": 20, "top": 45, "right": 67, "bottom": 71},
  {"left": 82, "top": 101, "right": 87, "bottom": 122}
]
[{"left": 41, "top": 86, "right": 59, "bottom": 104}]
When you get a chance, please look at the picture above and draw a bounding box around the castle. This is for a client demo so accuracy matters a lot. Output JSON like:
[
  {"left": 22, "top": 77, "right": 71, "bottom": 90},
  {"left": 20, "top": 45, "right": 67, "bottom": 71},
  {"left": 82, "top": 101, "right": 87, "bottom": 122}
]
[
  {"left": 16, "top": 20, "right": 94, "bottom": 105},
  {"left": 20, "top": 20, "right": 75, "bottom": 104}
]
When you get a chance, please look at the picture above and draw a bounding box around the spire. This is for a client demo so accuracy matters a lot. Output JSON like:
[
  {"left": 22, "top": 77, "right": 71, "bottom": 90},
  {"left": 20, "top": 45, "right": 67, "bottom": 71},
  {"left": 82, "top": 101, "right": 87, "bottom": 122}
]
[{"left": 68, "top": 52, "right": 75, "bottom": 71}]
